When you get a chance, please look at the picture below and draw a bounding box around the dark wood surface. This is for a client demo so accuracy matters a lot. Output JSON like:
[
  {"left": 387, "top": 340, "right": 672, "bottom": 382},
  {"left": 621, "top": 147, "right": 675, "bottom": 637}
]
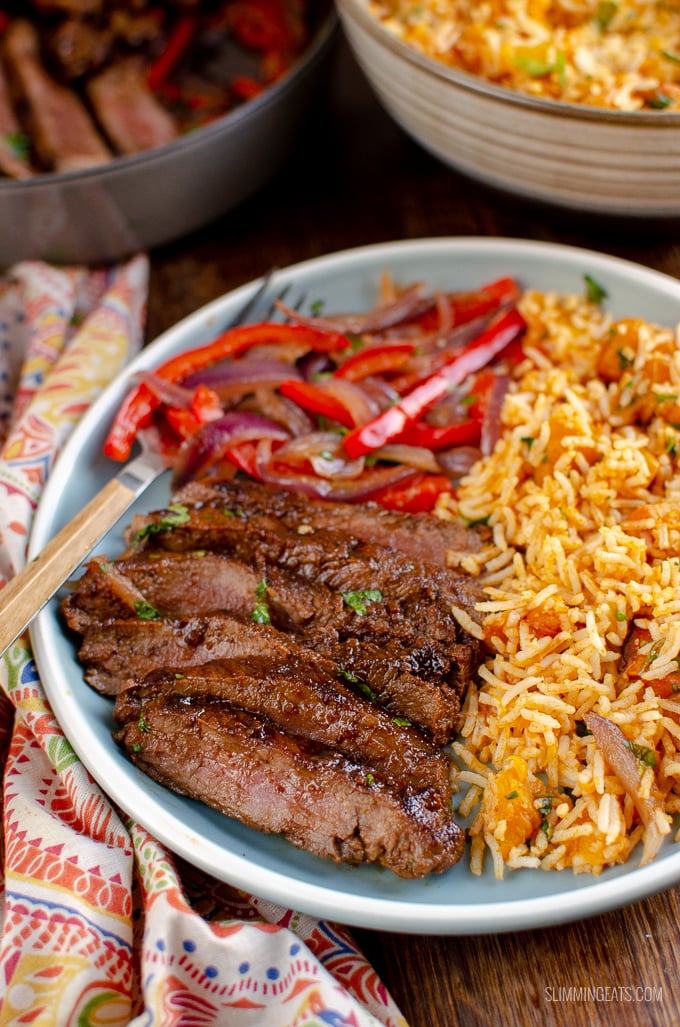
[{"left": 145, "top": 36, "right": 680, "bottom": 1027}]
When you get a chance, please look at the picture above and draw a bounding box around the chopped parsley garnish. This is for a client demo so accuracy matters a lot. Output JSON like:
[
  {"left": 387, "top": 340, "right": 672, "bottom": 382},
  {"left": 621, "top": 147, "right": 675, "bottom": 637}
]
[
  {"left": 134, "top": 503, "right": 190, "bottom": 542},
  {"left": 648, "top": 93, "right": 673, "bottom": 110},
  {"left": 595, "top": 1, "right": 618, "bottom": 31},
  {"left": 521, "top": 436, "right": 535, "bottom": 449},
  {"left": 666, "top": 435, "right": 678, "bottom": 458},
  {"left": 138, "top": 715, "right": 150, "bottom": 733},
  {"left": 654, "top": 391, "right": 679, "bottom": 403},
  {"left": 617, "top": 347, "right": 634, "bottom": 370},
  {"left": 391, "top": 716, "right": 412, "bottom": 727},
  {"left": 505, "top": 790, "right": 519, "bottom": 800},
  {"left": 615, "top": 608, "right": 628, "bottom": 622},
  {"left": 251, "top": 578, "right": 271, "bottom": 624},
  {"left": 310, "top": 299, "right": 325, "bottom": 315},
  {"left": 341, "top": 588, "right": 383, "bottom": 615},
  {"left": 584, "top": 274, "right": 608, "bottom": 304},
  {"left": 662, "top": 50, "right": 680, "bottom": 64},
  {"left": 625, "top": 740, "right": 656, "bottom": 768},
  {"left": 134, "top": 600, "right": 160, "bottom": 620},
  {"left": 5, "top": 130, "right": 29, "bottom": 161}
]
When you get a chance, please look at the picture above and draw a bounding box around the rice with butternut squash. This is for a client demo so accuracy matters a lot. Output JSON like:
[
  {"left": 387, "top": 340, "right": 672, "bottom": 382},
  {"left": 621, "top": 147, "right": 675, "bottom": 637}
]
[
  {"left": 368, "top": 1, "right": 680, "bottom": 111},
  {"left": 440, "top": 284, "right": 680, "bottom": 876}
]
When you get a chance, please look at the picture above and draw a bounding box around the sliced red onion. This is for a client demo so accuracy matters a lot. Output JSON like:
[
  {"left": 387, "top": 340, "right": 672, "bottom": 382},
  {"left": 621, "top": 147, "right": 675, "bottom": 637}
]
[
  {"left": 181, "top": 358, "right": 301, "bottom": 399},
  {"left": 317, "top": 377, "right": 381, "bottom": 426},
  {"left": 239, "top": 389, "right": 316, "bottom": 437},
  {"left": 480, "top": 373, "right": 511, "bottom": 456},
  {"left": 436, "top": 445, "right": 482, "bottom": 478},
  {"left": 136, "top": 370, "right": 196, "bottom": 409},
  {"left": 276, "top": 284, "right": 433, "bottom": 335},
  {"left": 255, "top": 438, "right": 419, "bottom": 501},
  {"left": 297, "top": 350, "right": 333, "bottom": 381},
  {"left": 373, "top": 443, "right": 441, "bottom": 474},
  {"left": 584, "top": 712, "right": 666, "bottom": 865},
  {"left": 172, "top": 412, "right": 289, "bottom": 488},
  {"left": 274, "top": 432, "right": 366, "bottom": 480}
]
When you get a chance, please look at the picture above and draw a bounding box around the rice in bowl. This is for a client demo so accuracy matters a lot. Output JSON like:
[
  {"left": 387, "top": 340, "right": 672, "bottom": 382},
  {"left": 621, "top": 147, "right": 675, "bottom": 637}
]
[
  {"left": 368, "top": 1, "right": 680, "bottom": 111},
  {"left": 441, "top": 284, "right": 680, "bottom": 877}
]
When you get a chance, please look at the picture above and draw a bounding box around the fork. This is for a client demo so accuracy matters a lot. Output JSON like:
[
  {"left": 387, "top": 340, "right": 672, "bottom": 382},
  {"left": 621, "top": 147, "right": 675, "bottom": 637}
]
[{"left": 0, "top": 270, "right": 296, "bottom": 659}]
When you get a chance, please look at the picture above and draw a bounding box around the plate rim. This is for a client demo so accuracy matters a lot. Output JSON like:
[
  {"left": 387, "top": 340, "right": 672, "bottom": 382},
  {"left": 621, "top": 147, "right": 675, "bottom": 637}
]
[{"left": 29, "top": 235, "right": 680, "bottom": 935}]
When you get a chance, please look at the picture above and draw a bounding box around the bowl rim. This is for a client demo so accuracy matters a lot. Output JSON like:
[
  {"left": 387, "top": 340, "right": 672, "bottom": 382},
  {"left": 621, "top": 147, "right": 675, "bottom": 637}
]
[
  {"left": 337, "top": 0, "right": 680, "bottom": 126},
  {"left": 0, "top": 6, "right": 338, "bottom": 192}
]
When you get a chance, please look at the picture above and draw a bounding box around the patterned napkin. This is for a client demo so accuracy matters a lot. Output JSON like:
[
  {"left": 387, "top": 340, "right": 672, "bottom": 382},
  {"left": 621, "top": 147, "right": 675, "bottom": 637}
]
[{"left": 0, "top": 259, "right": 408, "bottom": 1027}]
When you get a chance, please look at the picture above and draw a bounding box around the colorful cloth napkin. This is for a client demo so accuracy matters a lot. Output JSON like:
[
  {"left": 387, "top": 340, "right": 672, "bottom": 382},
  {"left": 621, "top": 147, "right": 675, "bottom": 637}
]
[{"left": 0, "top": 259, "right": 408, "bottom": 1027}]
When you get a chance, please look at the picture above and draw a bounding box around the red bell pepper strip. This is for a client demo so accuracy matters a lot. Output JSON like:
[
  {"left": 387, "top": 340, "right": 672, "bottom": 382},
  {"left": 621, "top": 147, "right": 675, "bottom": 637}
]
[
  {"left": 334, "top": 343, "right": 416, "bottom": 382},
  {"left": 364, "top": 473, "right": 453, "bottom": 513},
  {"left": 278, "top": 380, "right": 355, "bottom": 429},
  {"left": 343, "top": 308, "right": 526, "bottom": 460},
  {"left": 147, "top": 15, "right": 198, "bottom": 91},
  {"left": 223, "top": 440, "right": 264, "bottom": 480},
  {"left": 415, "top": 277, "right": 520, "bottom": 333},
  {"left": 395, "top": 419, "right": 481, "bottom": 451},
  {"left": 104, "top": 322, "right": 352, "bottom": 462}
]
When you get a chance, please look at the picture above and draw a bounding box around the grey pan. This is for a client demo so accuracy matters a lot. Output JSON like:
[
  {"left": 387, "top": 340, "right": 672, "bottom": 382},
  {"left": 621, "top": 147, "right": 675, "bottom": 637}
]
[{"left": 0, "top": 7, "right": 337, "bottom": 269}]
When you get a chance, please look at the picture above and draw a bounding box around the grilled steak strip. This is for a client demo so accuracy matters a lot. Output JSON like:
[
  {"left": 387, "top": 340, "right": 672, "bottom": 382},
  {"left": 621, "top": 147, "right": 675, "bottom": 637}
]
[
  {"left": 130, "top": 502, "right": 483, "bottom": 627},
  {"left": 2, "top": 19, "right": 111, "bottom": 172},
  {"left": 113, "top": 684, "right": 464, "bottom": 877},
  {"left": 69, "top": 608, "right": 461, "bottom": 743},
  {"left": 177, "top": 478, "right": 489, "bottom": 568},
  {"left": 116, "top": 659, "right": 453, "bottom": 804},
  {"left": 63, "top": 553, "right": 464, "bottom": 740},
  {"left": 86, "top": 60, "right": 179, "bottom": 155}
]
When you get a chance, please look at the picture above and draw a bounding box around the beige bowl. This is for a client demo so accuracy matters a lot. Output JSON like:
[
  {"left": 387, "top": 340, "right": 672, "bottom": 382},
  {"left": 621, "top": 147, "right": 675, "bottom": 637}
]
[{"left": 337, "top": 0, "right": 680, "bottom": 217}]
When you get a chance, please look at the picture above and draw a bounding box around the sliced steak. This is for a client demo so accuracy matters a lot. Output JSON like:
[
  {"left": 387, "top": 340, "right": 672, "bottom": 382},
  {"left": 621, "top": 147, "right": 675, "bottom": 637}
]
[
  {"left": 116, "top": 659, "right": 453, "bottom": 804},
  {"left": 2, "top": 19, "right": 111, "bottom": 173},
  {"left": 113, "top": 683, "right": 464, "bottom": 877},
  {"left": 177, "top": 478, "right": 489, "bottom": 567},
  {"left": 63, "top": 551, "right": 466, "bottom": 741},
  {"left": 130, "top": 501, "right": 484, "bottom": 623},
  {"left": 87, "top": 60, "right": 179, "bottom": 155},
  {"left": 0, "top": 61, "right": 33, "bottom": 178}
]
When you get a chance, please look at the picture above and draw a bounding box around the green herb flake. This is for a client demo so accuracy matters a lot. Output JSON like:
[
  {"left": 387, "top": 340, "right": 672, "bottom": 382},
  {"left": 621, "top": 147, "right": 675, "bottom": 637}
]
[
  {"left": 654, "top": 391, "right": 679, "bottom": 403},
  {"left": 5, "top": 130, "right": 29, "bottom": 161},
  {"left": 595, "top": 1, "right": 618, "bottom": 31},
  {"left": 666, "top": 435, "right": 678, "bottom": 458},
  {"left": 391, "top": 716, "right": 412, "bottom": 727},
  {"left": 341, "top": 588, "right": 383, "bottom": 616},
  {"left": 138, "top": 715, "right": 151, "bottom": 733},
  {"left": 584, "top": 274, "right": 608, "bottom": 304},
  {"left": 132, "top": 743, "right": 142, "bottom": 752},
  {"left": 251, "top": 578, "right": 271, "bottom": 623},
  {"left": 662, "top": 49, "right": 680, "bottom": 64},
  {"left": 615, "top": 608, "right": 628, "bottom": 622},
  {"left": 514, "top": 55, "right": 555, "bottom": 77},
  {"left": 310, "top": 299, "right": 325, "bottom": 316},
  {"left": 625, "top": 740, "right": 657, "bottom": 768},
  {"left": 366, "top": 773, "right": 375, "bottom": 786},
  {"left": 648, "top": 92, "right": 673, "bottom": 109},
  {"left": 505, "top": 790, "right": 519, "bottom": 800},
  {"left": 134, "top": 600, "right": 160, "bottom": 620},
  {"left": 134, "top": 503, "right": 190, "bottom": 542},
  {"left": 521, "top": 435, "right": 535, "bottom": 449},
  {"left": 617, "top": 347, "right": 634, "bottom": 370}
]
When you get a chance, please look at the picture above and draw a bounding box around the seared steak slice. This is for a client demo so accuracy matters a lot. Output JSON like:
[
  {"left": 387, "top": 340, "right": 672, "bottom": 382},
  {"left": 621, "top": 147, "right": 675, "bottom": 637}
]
[
  {"left": 63, "top": 551, "right": 467, "bottom": 740},
  {"left": 177, "top": 478, "right": 489, "bottom": 567},
  {"left": 2, "top": 19, "right": 111, "bottom": 173},
  {"left": 86, "top": 60, "right": 179, "bottom": 155},
  {"left": 64, "top": 549, "right": 461, "bottom": 678},
  {"left": 117, "top": 659, "right": 453, "bottom": 804},
  {"left": 0, "top": 62, "right": 33, "bottom": 178},
  {"left": 113, "top": 682, "right": 464, "bottom": 877},
  {"left": 131, "top": 502, "right": 484, "bottom": 624}
]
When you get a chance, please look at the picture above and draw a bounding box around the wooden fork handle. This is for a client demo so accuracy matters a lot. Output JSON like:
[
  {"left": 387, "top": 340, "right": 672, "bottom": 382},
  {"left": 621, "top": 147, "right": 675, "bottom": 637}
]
[{"left": 0, "top": 475, "right": 138, "bottom": 659}]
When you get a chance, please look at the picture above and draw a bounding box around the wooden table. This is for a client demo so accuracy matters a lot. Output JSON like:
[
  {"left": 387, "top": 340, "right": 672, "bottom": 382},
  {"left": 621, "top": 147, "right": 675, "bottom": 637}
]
[{"left": 144, "top": 36, "right": 680, "bottom": 1027}]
